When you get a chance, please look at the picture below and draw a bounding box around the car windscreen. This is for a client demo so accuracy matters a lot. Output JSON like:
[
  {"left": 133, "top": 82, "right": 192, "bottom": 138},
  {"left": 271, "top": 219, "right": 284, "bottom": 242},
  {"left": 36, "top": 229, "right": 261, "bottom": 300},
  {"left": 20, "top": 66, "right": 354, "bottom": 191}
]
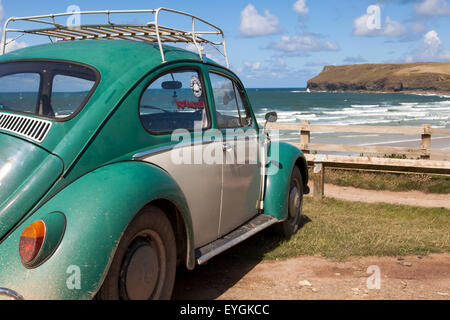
[{"left": 0, "top": 61, "right": 98, "bottom": 119}]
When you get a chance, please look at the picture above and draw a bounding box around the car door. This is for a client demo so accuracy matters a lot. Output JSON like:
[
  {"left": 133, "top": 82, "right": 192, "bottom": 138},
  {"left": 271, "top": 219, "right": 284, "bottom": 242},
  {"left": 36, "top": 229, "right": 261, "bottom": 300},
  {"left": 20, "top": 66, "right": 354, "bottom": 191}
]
[
  {"left": 208, "top": 70, "right": 262, "bottom": 237},
  {"left": 136, "top": 66, "right": 223, "bottom": 248}
]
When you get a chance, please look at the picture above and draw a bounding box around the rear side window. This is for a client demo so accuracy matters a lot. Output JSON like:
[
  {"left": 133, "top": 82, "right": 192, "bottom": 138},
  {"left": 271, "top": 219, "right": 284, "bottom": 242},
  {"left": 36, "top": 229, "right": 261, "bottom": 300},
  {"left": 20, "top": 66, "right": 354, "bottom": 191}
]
[
  {"left": 0, "top": 73, "right": 40, "bottom": 113},
  {"left": 0, "top": 61, "right": 98, "bottom": 119},
  {"left": 51, "top": 75, "right": 96, "bottom": 117},
  {"left": 139, "top": 70, "right": 209, "bottom": 134}
]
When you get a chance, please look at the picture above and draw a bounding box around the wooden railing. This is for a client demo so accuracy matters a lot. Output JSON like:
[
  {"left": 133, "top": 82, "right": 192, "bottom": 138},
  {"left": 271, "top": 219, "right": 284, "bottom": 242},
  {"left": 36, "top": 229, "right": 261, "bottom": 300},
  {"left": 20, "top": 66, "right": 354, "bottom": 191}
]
[{"left": 267, "top": 121, "right": 450, "bottom": 199}]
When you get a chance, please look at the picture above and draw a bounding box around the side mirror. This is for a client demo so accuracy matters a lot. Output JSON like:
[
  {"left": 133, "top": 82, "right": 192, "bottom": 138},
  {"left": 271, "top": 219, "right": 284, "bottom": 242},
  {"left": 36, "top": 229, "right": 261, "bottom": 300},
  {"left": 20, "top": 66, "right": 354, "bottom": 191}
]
[{"left": 265, "top": 112, "right": 278, "bottom": 123}]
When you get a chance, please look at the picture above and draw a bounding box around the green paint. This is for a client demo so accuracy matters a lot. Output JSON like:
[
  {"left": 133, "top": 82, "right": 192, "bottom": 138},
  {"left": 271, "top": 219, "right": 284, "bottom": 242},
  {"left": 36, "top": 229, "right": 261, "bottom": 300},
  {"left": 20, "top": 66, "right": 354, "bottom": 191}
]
[{"left": 0, "top": 40, "right": 306, "bottom": 299}]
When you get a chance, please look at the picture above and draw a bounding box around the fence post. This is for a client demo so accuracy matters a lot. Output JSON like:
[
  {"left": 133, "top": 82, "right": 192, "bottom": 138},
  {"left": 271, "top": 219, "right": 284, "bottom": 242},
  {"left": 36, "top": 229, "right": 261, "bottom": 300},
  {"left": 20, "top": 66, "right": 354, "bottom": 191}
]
[
  {"left": 300, "top": 120, "right": 310, "bottom": 154},
  {"left": 312, "top": 154, "right": 325, "bottom": 199},
  {"left": 421, "top": 124, "right": 431, "bottom": 160},
  {"left": 312, "top": 161, "right": 324, "bottom": 199}
]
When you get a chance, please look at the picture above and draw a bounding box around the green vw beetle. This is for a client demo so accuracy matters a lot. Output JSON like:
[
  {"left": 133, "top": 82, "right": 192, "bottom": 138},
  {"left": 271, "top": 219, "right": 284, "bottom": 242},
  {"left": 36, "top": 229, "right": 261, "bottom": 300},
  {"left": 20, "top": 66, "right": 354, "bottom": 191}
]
[{"left": 0, "top": 8, "right": 308, "bottom": 300}]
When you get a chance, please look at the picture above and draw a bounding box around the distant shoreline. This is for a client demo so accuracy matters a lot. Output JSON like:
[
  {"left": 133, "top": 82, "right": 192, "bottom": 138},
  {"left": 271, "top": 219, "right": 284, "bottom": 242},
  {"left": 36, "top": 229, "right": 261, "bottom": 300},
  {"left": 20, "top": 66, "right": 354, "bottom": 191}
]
[
  {"left": 307, "top": 62, "right": 450, "bottom": 97},
  {"left": 308, "top": 89, "right": 450, "bottom": 97}
]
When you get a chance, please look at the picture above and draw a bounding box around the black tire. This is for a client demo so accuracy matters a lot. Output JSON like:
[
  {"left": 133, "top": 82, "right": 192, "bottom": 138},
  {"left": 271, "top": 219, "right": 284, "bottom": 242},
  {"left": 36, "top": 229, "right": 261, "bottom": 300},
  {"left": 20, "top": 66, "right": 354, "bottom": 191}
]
[
  {"left": 96, "top": 205, "right": 177, "bottom": 300},
  {"left": 274, "top": 166, "right": 304, "bottom": 237}
]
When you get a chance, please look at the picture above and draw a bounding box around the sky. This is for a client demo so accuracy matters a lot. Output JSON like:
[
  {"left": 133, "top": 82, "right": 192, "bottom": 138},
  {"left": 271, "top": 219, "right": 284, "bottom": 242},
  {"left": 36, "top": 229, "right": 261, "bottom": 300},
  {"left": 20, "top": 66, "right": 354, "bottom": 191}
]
[{"left": 0, "top": 0, "right": 449, "bottom": 88}]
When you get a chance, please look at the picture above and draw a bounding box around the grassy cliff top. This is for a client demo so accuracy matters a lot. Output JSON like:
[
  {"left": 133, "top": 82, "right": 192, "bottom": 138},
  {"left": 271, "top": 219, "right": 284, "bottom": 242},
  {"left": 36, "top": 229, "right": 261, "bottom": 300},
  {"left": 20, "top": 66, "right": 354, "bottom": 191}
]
[{"left": 307, "top": 62, "right": 450, "bottom": 93}]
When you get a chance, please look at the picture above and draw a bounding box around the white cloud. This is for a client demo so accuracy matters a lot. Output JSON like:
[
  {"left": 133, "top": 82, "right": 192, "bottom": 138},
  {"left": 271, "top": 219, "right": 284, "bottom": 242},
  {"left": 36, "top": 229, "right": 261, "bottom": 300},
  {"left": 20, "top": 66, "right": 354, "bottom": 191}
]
[
  {"left": 383, "top": 17, "right": 408, "bottom": 37},
  {"left": 4, "top": 39, "right": 28, "bottom": 53},
  {"left": 403, "top": 30, "right": 450, "bottom": 62},
  {"left": 424, "top": 30, "right": 441, "bottom": 47},
  {"left": 293, "top": 0, "right": 309, "bottom": 15},
  {"left": 353, "top": 14, "right": 407, "bottom": 38},
  {"left": 270, "top": 35, "right": 339, "bottom": 53},
  {"left": 414, "top": 0, "right": 450, "bottom": 16},
  {"left": 0, "top": 2, "right": 28, "bottom": 54},
  {"left": 184, "top": 43, "right": 224, "bottom": 64},
  {"left": 239, "top": 4, "right": 281, "bottom": 37},
  {"left": 235, "top": 56, "right": 313, "bottom": 84},
  {"left": 237, "top": 60, "right": 262, "bottom": 73},
  {"left": 244, "top": 61, "right": 262, "bottom": 71}
]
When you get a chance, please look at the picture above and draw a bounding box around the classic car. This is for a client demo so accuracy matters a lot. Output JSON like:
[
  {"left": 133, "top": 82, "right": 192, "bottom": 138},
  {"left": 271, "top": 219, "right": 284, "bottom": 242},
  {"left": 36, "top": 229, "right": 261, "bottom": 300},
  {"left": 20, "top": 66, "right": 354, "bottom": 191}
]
[{"left": 0, "top": 8, "right": 308, "bottom": 300}]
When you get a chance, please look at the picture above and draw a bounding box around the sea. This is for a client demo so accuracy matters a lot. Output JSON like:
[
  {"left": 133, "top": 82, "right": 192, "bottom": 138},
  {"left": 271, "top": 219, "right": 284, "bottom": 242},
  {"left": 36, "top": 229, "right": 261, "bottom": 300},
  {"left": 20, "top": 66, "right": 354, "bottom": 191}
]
[
  {"left": 1, "top": 89, "right": 449, "bottom": 149},
  {"left": 247, "top": 89, "right": 450, "bottom": 149}
]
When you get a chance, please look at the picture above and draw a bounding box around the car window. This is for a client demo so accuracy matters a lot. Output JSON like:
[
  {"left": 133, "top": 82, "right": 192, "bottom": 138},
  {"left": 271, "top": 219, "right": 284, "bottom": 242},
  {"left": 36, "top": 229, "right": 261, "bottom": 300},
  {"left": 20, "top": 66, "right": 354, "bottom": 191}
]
[
  {"left": 0, "top": 73, "right": 40, "bottom": 114},
  {"left": 51, "top": 75, "right": 96, "bottom": 118},
  {"left": 209, "top": 72, "right": 252, "bottom": 129},
  {"left": 140, "top": 70, "right": 209, "bottom": 134},
  {"left": 0, "top": 61, "right": 98, "bottom": 119}
]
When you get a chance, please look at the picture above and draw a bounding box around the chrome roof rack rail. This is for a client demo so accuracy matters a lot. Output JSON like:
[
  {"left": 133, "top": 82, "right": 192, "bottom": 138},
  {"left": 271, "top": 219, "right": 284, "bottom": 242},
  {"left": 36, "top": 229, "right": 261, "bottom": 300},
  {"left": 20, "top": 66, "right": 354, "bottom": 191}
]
[{"left": 1, "top": 7, "right": 230, "bottom": 68}]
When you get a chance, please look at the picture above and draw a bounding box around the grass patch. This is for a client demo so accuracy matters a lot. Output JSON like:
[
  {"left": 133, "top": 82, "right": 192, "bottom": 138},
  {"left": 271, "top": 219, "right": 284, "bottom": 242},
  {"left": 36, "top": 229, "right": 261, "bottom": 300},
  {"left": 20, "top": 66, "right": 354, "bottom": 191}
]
[
  {"left": 227, "top": 198, "right": 450, "bottom": 261},
  {"left": 322, "top": 168, "right": 450, "bottom": 194}
]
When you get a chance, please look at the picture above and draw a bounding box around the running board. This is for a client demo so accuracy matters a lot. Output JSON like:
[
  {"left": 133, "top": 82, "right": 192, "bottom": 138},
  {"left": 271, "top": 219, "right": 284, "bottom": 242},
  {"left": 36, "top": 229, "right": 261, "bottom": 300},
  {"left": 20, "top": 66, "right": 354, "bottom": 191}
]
[{"left": 195, "top": 214, "right": 279, "bottom": 265}]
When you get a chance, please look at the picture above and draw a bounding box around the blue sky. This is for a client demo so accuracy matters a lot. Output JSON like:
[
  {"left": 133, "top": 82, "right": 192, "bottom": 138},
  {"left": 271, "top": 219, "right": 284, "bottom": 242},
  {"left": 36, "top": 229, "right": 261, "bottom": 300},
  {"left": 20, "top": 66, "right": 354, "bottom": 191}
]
[{"left": 1, "top": 0, "right": 449, "bottom": 88}]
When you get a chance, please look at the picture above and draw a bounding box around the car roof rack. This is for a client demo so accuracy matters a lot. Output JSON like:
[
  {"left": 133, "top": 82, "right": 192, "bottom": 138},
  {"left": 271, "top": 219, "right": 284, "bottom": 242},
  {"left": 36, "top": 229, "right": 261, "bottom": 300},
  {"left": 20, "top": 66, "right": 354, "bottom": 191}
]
[{"left": 1, "top": 7, "right": 230, "bottom": 68}]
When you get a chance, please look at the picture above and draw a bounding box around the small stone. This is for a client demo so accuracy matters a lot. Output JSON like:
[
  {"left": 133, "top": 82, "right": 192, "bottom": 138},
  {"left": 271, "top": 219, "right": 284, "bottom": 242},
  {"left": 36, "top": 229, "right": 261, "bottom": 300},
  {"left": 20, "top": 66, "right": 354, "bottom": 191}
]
[
  {"left": 311, "top": 288, "right": 318, "bottom": 292},
  {"left": 335, "top": 273, "right": 341, "bottom": 276},
  {"left": 417, "top": 256, "right": 423, "bottom": 259},
  {"left": 352, "top": 288, "right": 360, "bottom": 292},
  {"left": 397, "top": 257, "right": 405, "bottom": 261},
  {"left": 402, "top": 262, "right": 412, "bottom": 267},
  {"left": 298, "top": 280, "right": 312, "bottom": 287},
  {"left": 401, "top": 281, "right": 407, "bottom": 289},
  {"left": 437, "top": 292, "right": 449, "bottom": 296}
]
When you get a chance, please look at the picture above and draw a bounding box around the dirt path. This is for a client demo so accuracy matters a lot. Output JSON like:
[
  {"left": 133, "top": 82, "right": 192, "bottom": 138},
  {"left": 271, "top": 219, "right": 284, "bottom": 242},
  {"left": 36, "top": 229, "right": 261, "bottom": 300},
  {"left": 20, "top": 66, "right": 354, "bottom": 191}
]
[
  {"left": 173, "top": 185, "right": 449, "bottom": 300},
  {"left": 310, "top": 183, "right": 450, "bottom": 209},
  {"left": 173, "top": 253, "right": 450, "bottom": 300},
  {"left": 173, "top": 185, "right": 450, "bottom": 300}
]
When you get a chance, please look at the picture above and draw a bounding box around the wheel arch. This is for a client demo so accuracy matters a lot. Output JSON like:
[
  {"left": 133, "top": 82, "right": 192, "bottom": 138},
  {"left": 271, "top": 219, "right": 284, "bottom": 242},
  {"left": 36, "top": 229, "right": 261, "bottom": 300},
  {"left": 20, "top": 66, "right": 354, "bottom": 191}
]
[
  {"left": 147, "top": 198, "right": 190, "bottom": 268},
  {"left": 295, "top": 154, "right": 309, "bottom": 194},
  {"left": 263, "top": 142, "right": 308, "bottom": 220}
]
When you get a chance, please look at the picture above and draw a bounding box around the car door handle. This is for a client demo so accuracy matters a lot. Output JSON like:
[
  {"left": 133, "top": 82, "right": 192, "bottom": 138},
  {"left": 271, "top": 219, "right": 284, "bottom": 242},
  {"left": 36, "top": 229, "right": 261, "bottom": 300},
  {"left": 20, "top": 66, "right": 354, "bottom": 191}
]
[{"left": 222, "top": 143, "right": 233, "bottom": 152}]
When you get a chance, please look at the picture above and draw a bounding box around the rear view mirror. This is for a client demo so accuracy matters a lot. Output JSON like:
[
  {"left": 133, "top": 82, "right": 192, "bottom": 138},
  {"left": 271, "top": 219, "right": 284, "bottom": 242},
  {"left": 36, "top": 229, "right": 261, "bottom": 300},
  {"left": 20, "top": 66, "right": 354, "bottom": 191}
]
[
  {"left": 162, "top": 81, "right": 182, "bottom": 90},
  {"left": 265, "top": 112, "right": 278, "bottom": 123}
]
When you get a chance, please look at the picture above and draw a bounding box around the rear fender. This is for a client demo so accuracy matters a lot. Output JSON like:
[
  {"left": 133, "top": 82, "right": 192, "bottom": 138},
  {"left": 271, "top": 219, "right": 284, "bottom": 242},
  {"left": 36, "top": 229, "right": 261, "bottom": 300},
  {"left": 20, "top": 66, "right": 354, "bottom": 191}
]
[{"left": 0, "top": 161, "right": 193, "bottom": 300}]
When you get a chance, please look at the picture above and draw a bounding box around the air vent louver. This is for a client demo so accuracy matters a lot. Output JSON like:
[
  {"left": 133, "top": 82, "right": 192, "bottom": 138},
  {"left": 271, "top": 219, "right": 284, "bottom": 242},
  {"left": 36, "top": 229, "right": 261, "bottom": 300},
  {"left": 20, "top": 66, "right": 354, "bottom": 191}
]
[{"left": 0, "top": 113, "right": 52, "bottom": 143}]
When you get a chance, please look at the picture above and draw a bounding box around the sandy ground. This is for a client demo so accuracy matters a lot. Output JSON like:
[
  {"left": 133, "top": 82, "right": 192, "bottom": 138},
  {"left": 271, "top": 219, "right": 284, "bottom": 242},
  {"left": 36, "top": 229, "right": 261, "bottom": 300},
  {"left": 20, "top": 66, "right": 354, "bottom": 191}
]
[
  {"left": 364, "top": 135, "right": 450, "bottom": 151},
  {"left": 320, "top": 183, "right": 450, "bottom": 209},
  {"left": 173, "top": 185, "right": 449, "bottom": 300},
  {"left": 173, "top": 253, "right": 450, "bottom": 300}
]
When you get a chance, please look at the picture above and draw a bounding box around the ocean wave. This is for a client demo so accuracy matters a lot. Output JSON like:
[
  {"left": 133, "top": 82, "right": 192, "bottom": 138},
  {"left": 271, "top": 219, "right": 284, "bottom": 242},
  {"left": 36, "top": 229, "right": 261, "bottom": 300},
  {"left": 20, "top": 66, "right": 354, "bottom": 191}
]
[
  {"left": 411, "top": 93, "right": 450, "bottom": 98},
  {"left": 252, "top": 92, "right": 450, "bottom": 131},
  {"left": 350, "top": 104, "right": 380, "bottom": 108}
]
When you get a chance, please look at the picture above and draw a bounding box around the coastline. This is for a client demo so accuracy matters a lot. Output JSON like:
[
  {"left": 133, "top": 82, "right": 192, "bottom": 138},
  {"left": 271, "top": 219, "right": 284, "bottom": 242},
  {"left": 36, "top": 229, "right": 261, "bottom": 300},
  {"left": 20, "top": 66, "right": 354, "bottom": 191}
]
[{"left": 308, "top": 89, "right": 450, "bottom": 97}]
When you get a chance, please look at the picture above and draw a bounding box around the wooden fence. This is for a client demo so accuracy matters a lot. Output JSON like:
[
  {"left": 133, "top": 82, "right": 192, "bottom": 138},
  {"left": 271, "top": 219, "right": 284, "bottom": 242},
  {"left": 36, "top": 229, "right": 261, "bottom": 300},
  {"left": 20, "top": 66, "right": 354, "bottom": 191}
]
[{"left": 267, "top": 121, "right": 450, "bottom": 199}]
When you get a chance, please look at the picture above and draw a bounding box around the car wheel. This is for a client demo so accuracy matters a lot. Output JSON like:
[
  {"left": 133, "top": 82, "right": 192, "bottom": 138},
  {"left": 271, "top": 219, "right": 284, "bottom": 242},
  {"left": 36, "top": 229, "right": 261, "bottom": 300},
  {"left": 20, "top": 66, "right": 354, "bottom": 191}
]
[
  {"left": 274, "top": 166, "right": 304, "bottom": 237},
  {"left": 96, "top": 205, "right": 177, "bottom": 300}
]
